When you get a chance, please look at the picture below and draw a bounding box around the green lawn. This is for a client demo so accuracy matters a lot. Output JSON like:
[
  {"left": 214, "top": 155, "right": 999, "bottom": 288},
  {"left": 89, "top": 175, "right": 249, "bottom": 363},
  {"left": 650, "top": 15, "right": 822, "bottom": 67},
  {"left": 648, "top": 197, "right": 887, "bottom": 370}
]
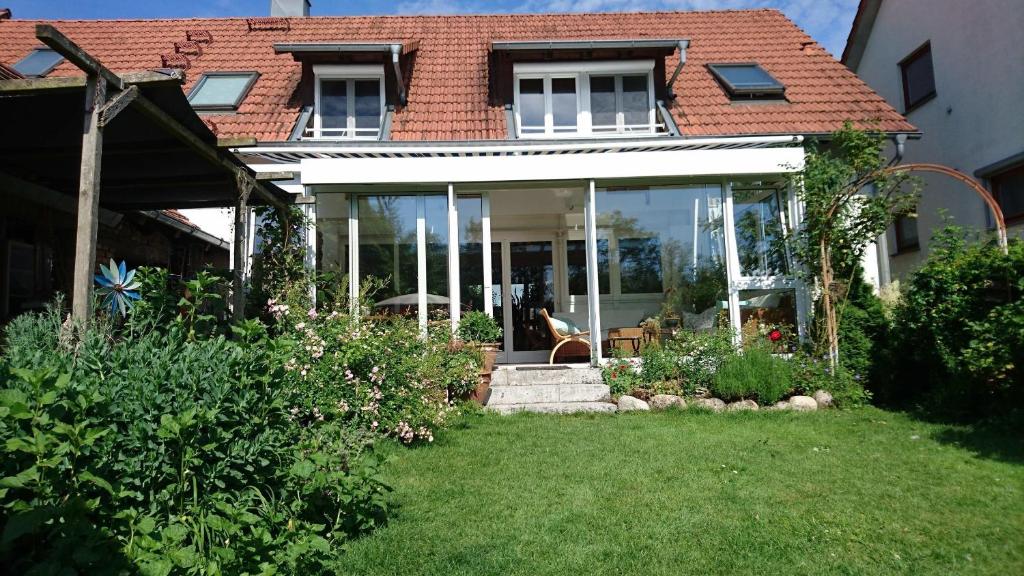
[{"left": 335, "top": 408, "right": 1023, "bottom": 576}]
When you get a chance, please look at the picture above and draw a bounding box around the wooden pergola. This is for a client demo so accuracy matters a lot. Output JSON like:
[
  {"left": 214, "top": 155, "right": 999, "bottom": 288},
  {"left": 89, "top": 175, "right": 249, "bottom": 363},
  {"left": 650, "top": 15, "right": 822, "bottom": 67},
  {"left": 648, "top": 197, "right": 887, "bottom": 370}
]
[{"left": 0, "top": 25, "right": 293, "bottom": 322}]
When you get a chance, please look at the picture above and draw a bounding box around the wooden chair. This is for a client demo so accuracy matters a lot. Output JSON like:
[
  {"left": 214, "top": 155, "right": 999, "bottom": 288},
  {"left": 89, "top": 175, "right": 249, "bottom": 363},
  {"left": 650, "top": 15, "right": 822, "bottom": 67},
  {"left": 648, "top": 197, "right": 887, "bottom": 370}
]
[{"left": 539, "top": 308, "right": 591, "bottom": 364}]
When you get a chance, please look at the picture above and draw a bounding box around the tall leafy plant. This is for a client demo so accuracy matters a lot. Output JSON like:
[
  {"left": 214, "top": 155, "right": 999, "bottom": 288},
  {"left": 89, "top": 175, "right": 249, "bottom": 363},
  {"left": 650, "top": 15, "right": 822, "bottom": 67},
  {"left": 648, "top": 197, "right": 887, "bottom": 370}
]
[{"left": 788, "top": 123, "right": 918, "bottom": 368}]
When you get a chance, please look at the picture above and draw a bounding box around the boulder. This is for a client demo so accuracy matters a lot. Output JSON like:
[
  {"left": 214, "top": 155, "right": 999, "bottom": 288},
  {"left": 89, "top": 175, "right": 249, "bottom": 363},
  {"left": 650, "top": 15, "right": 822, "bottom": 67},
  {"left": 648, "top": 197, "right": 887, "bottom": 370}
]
[
  {"left": 650, "top": 394, "right": 686, "bottom": 410},
  {"left": 727, "top": 399, "right": 759, "bottom": 411},
  {"left": 788, "top": 395, "right": 818, "bottom": 411},
  {"left": 770, "top": 401, "right": 792, "bottom": 411},
  {"left": 617, "top": 395, "right": 650, "bottom": 412},
  {"left": 694, "top": 397, "right": 726, "bottom": 412},
  {"left": 813, "top": 390, "right": 834, "bottom": 409}
]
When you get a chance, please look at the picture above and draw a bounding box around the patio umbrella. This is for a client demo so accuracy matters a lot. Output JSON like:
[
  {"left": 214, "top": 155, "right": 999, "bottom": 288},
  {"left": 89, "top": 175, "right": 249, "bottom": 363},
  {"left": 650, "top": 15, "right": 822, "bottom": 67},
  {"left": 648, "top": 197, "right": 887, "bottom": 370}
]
[{"left": 375, "top": 293, "right": 450, "bottom": 306}]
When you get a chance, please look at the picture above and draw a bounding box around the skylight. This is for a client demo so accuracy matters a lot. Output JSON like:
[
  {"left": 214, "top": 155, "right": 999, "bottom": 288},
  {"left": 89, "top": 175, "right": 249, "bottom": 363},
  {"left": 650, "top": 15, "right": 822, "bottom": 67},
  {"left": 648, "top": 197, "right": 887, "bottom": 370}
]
[
  {"left": 707, "top": 63, "right": 785, "bottom": 99},
  {"left": 12, "top": 48, "right": 64, "bottom": 77},
  {"left": 187, "top": 72, "right": 259, "bottom": 111}
]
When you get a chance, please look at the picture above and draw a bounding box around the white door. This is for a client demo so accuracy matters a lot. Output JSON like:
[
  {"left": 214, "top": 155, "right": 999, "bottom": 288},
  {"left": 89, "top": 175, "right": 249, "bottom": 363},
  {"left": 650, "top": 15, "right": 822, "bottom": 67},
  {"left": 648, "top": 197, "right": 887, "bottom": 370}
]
[{"left": 491, "top": 233, "right": 557, "bottom": 364}]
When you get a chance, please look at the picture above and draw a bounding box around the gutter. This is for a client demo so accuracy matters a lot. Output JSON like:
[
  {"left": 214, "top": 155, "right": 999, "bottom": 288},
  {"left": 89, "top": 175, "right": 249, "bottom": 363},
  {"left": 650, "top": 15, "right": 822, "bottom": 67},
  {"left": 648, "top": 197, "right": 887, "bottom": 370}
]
[
  {"left": 491, "top": 38, "right": 685, "bottom": 51},
  {"left": 665, "top": 39, "right": 690, "bottom": 99},
  {"left": 236, "top": 134, "right": 804, "bottom": 156},
  {"left": 141, "top": 211, "right": 229, "bottom": 251}
]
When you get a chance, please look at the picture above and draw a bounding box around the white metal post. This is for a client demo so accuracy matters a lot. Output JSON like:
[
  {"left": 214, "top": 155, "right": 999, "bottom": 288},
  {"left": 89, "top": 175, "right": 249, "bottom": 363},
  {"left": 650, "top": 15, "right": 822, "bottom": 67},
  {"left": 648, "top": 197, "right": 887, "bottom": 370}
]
[
  {"left": 417, "top": 195, "right": 428, "bottom": 334},
  {"left": 481, "top": 192, "right": 494, "bottom": 317},
  {"left": 348, "top": 194, "right": 359, "bottom": 314},
  {"left": 447, "top": 184, "right": 461, "bottom": 332},
  {"left": 584, "top": 180, "right": 603, "bottom": 365},
  {"left": 721, "top": 179, "right": 743, "bottom": 346},
  {"left": 304, "top": 186, "right": 317, "bottom": 305}
]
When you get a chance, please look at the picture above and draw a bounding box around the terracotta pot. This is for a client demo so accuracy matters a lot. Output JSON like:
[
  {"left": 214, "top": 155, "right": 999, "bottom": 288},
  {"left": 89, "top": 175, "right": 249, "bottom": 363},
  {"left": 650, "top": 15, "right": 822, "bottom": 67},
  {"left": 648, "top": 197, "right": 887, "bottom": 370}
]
[{"left": 470, "top": 371, "right": 491, "bottom": 404}]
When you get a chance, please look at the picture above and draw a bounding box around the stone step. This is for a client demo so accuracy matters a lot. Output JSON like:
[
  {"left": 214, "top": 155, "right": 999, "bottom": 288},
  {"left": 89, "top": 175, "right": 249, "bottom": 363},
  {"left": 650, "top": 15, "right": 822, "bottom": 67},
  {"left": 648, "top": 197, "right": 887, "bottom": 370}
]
[
  {"left": 486, "top": 401, "right": 617, "bottom": 415},
  {"left": 490, "top": 366, "right": 604, "bottom": 387},
  {"left": 485, "top": 383, "right": 611, "bottom": 405}
]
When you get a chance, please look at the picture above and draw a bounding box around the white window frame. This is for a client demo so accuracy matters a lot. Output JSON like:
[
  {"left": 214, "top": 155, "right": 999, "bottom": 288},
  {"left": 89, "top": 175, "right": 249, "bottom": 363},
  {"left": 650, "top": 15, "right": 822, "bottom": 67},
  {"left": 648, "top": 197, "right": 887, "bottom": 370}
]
[
  {"left": 513, "top": 60, "right": 659, "bottom": 139},
  {"left": 312, "top": 64, "right": 385, "bottom": 141}
]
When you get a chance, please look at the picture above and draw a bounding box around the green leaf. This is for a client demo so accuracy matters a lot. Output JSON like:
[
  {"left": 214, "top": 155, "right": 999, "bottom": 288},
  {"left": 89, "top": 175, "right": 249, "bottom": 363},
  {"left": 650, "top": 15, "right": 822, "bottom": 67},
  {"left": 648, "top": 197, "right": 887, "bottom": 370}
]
[
  {"left": 161, "top": 523, "right": 188, "bottom": 543},
  {"left": 80, "top": 470, "right": 115, "bottom": 495},
  {"left": 136, "top": 516, "right": 157, "bottom": 535},
  {"left": 2, "top": 507, "right": 50, "bottom": 544},
  {"left": 0, "top": 466, "right": 39, "bottom": 489}
]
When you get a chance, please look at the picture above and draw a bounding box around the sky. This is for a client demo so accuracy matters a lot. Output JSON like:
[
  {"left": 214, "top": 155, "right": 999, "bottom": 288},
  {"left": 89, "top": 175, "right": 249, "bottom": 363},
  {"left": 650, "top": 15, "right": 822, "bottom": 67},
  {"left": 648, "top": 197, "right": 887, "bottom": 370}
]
[{"left": 5, "top": 0, "right": 860, "bottom": 57}]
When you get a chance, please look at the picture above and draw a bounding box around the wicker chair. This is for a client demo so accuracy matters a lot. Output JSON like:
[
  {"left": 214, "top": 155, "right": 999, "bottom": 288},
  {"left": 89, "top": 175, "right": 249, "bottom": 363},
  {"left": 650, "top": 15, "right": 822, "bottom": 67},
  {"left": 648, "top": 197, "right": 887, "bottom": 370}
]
[{"left": 539, "top": 308, "right": 591, "bottom": 364}]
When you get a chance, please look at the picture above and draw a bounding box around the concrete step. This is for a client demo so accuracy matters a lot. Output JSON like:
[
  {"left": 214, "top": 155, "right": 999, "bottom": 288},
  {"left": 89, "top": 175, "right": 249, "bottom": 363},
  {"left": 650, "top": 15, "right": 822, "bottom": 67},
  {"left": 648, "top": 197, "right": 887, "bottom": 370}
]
[
  {"left": 486, "top": 383, "right": 611, "bottom": 405},
  {"left": 487, "top": 401, "right": 617, "bottom": 415},
  {"left": 491, "top": 366, "right": 604, "bottom": 387}
]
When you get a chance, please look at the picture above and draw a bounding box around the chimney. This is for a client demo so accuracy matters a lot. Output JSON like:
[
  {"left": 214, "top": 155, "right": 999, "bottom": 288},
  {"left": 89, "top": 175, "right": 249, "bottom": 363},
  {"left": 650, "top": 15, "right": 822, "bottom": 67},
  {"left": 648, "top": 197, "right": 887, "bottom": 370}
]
[{"left": 270, "top": 0, "right": 310, "bottom": 17}]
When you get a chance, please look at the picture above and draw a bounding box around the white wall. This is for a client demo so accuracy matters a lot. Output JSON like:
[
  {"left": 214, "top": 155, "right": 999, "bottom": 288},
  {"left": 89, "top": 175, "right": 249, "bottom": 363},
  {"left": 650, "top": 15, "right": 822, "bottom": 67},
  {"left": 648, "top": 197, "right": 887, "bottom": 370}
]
[
  {"left": 853, "top": 0, "right": 1024, "bottom": 278},
  {"left": 178, "top": 208, "right": 233, "bottom": 243}
]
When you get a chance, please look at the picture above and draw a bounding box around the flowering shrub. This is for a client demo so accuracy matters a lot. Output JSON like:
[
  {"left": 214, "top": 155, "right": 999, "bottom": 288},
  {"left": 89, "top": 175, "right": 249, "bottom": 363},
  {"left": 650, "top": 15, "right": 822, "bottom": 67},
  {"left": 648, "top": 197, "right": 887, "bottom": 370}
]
[
  {"left": 790, "top": 350, "right": 871, "bottom": 407},
  {"left": 601, "top": 352, "right": 643, "bottom": 395},
  {"left": 274, "top": 297, "right": 479, "bottom": 444},
  {"left": 667, "top": 328, "right": 737, "bottom": 394}
]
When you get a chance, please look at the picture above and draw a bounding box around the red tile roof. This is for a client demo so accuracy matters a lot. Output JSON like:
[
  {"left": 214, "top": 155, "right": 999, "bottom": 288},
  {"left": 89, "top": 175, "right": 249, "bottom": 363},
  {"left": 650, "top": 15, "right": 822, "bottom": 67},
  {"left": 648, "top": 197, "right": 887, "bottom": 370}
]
[{"left": 0, "top": 10, "right": 915, "bottom": 142}]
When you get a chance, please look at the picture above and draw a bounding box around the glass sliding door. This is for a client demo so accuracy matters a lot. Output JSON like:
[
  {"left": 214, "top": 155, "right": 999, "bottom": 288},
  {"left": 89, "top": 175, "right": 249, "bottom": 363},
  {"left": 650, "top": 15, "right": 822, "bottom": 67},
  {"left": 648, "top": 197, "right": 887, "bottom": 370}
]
[
  {"left": 315, "top": 193, "right": 349, "bottom": 303},
  {"left": 423, "top": 195, "right": 449, "bottom": 321},
  {"left": 358, "top": 195, "right": 419, "bottom": 317},
  {"left": 491, "top": 235, "right": 557, "bottom": 363},
  {"left": 457, "top": 196, "right": 485, "bottom": 313}
]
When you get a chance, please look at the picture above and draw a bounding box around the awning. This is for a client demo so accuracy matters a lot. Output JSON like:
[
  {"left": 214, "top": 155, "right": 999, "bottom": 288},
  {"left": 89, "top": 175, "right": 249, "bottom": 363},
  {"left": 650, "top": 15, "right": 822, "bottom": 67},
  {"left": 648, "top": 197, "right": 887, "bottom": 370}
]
[{"left": 0, "top": 70, "right": 292, "bottom": 210}]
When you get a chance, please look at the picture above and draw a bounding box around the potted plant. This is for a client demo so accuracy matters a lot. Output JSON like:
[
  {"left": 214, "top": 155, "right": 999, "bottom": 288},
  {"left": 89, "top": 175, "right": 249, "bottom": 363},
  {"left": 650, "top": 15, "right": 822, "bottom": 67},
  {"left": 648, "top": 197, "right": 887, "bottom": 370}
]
[{"left": 457, "top": 311, "right": 503, "bottom": 403}]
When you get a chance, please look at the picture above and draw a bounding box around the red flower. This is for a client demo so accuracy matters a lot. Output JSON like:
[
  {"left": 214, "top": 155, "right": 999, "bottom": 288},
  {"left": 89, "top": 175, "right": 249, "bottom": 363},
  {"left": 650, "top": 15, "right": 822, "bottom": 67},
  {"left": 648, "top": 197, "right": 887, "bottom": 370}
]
[{"left": 769, "top": 329, "right": 782, "bottom": 342}]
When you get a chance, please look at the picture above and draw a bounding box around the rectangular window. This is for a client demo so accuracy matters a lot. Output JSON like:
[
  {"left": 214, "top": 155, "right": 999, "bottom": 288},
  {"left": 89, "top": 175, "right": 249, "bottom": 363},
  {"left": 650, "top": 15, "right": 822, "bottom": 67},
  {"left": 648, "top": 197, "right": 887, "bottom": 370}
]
[
  {"left": 13, "top": 48, "right": 63, "bottom": 77},
  {"left": 900, "top": 42, "right": 936, "bottom": 112},
  {"left": 513, "top": 61, "right": 658, "bottom": 138},
  {"left": 314, "top": 65, "right": 385, "bottom": 140},
  {"left": 894, "top": 215, "right": 920, "bottom": 253},
  {"left": 707, "top": 63, "right": 785, "bottom": 100},
  {"left": 732, "top": 187, "right": 790, "bottom": 277},
  {"left": 992, "top": 163, "right": 1024, "bottom": 222},
  {"left": 187, "top": 72, "right": 259, "bottom": 111},
  {"left": 566, "top": 238, "right": 609, "bottom": 295}
]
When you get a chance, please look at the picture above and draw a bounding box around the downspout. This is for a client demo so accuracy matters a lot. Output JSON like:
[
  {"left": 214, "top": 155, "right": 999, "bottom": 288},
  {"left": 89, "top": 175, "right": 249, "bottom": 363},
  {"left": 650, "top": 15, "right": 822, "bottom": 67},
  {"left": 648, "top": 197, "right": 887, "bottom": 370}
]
[
  {"left": 391, "top": 44, "right": 407, "bottom": 106},
  {"left": 665, "top": 39, "right": 690, "bottom": 99},
  {"left": 893, "top": 133, "right": 907, "bottom": 162}
]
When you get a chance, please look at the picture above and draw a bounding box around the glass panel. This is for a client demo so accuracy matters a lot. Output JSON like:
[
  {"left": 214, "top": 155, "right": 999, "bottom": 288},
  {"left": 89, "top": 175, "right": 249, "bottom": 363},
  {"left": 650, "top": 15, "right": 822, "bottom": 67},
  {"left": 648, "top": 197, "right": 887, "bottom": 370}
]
[
  {"left": 739, "top": 288, "right": 798, "bottom": 350},
  {"left": 491, "top": 242, "right": 505, "bottom": 352},
  {"left": 189, "top": 74, "right": 253, "bottom": 107},
  {"left": 354, "top": 79, "right": 381, "bottom": 134},
  {"left": 712, "top": 64, "right": 782, "bottom": 90},
  {"left": 358, "top": 196, "right": 418, "bottom": 317},
  {"left": 589, "top": 75, "right": 617, "bottom": 133},
  {"left": 902, "top": 48, "right": 935, "bottom": 107},
  {"left": 508, "top": 241, "right": 555, "bottom": 352},
  {"left": 320, "top": 80, "right": 348, "bottom": 134},
  {"left": 518, "top": 78, "right": 545, "bottom": 134},
  {"left": 732, "top": 187, "right": 789, "bottom": 277},
  {"left": 424, "top": 195, "right": 449, "bottom": 320},
  {"left": 619, "top": 237, "right": 662, "bottom": 293},
  {"left": 596, "top": 185, "right": 728, "bottom": 352},
  {"left": 566, "top": 239, "right": 609, "bottom": 295},
  {"left": 621, "top": 75, "right": 650, "bottom": 131},
  {"left": 458, "top": 196, "right": 485, "bottom": 313},
  {"left": 13, "top": 48, "right": 63, "bottom": 77},
  {"left": 896, "top": 215, "right": 919, "bottom": 251},
  {"left": 315, "top": 193, "right": 349, "bottom": 275},
  {"left": 550, "top": 77, "right": 578, "bottom": 133}
]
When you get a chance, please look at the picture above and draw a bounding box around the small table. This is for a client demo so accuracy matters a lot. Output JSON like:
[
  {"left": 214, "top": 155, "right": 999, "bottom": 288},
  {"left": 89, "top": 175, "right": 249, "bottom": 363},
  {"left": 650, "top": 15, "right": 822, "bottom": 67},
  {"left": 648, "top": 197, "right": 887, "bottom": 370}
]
[{"left": 608, "top": 327, "right": 644, "bottom": 354}]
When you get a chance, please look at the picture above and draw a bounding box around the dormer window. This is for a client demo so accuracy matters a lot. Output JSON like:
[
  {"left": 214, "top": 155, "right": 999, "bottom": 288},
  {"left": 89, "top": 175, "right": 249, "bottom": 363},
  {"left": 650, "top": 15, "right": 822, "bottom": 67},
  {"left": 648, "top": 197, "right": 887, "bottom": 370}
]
[
  {"left": 13, "top": 47, "right": 64, "bottom": 77},
  {"left": 313, "top": 65, "right": 385, "bottom": 140},
  {"left": 707, "top": 63, "right": 785, "bottom": 100},
  {"left": 513, "top": 61, "right": 660, "bottom": 139},
  {"left": 187, "top": 72, "right": 259, "bottom": 111}
]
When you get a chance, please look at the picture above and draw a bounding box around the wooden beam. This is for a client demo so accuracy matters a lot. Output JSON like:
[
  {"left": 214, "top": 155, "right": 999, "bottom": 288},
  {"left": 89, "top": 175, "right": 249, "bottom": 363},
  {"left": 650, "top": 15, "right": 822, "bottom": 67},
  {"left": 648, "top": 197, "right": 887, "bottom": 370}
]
[
  {"left": 255, "top": 171, "right": 298, "bottom": 181},
  {"left": 98, "top": 85, "right": 139, "bottom": 127},
  {"left": 71, "top": 74, "right": 106, "bottom": 322},
  {"left": 0, "top": 70, "right": 184, "bottom": 95},
  {"left": 218, "top": 136, "right": 258, "bottom": 148},
  {"left": 36, "top": 25, "right": 124, "bottom": 90},
  {"left": 232, "top": 177, "right": 253, "bottom": 324}
]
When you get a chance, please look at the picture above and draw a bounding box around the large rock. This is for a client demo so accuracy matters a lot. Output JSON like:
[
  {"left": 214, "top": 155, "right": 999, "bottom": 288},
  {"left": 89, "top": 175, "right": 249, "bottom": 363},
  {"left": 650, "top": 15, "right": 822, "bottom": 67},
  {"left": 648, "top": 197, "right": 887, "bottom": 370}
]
[
  {"left": 770, "top": 401, "right": 792, "bottom": 411},
  {"left": 694, "top": 397, "right": 726, "bottom": 412},
  {"left": 727, "top": 399, "right": 759, "bottom": 411},
  {"left": 813, "top": 390, "right": 834, "bottom": 409},
  {"left": 617, "top": 395, "right": 650, "bottom": 412},
  {"left": 650, "top": 394, "right": 686, "bottom": 410},
  {"left": 788, "top": 395, "right": 818, "bottom": 411}
]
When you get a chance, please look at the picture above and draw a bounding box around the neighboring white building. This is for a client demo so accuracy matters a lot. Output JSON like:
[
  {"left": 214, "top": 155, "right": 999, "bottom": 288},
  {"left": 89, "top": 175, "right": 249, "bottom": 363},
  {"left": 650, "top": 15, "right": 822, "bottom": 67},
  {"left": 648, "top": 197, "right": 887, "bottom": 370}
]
[{"left": 844, "top": 0, "right": 1024, "bottom": 280}]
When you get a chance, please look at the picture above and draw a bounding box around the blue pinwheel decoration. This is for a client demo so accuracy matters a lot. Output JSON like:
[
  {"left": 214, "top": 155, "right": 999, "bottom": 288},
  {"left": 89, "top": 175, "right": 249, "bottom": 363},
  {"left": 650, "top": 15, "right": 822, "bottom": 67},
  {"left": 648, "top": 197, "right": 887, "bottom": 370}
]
[{"left": 94, "top": 259, "right": 141, "bottom": 317}]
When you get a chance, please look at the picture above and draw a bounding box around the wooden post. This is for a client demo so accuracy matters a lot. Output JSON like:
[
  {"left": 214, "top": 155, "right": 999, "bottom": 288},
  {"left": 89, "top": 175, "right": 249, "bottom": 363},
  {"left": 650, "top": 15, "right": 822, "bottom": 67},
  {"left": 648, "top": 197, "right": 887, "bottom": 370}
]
[
  {"left": 71, "top": 74, "right": 106, "bottom": 322},
  {"left": 232, "top": 173, "right": 253, "bottom": 324}
]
